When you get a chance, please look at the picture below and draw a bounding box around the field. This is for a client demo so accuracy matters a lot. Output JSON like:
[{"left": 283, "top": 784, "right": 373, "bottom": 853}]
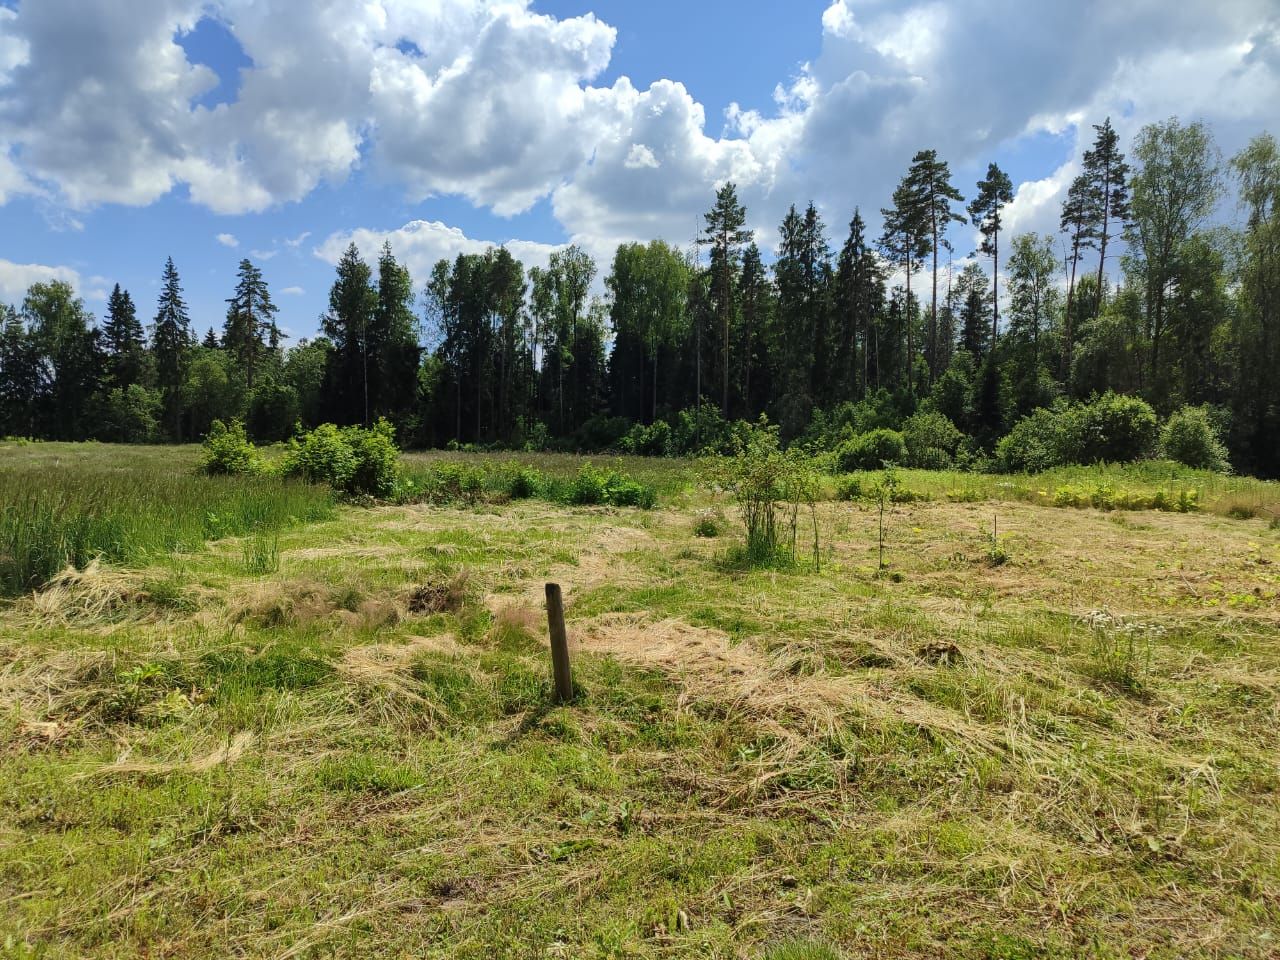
[{"left": 2, "top": 442, "right": 1280, "bottom": 958}]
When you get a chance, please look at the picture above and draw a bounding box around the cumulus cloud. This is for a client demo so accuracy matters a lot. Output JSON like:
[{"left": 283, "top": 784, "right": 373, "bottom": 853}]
[
  {"left": 315, "top": 219, "right": 561, "bottom": 285},
  {"left": 216, "top": 232, "right": 239, "bottom": 248},
  {"left": 0, "top": 259, "right": 82, "bottom": 302},
  {"left": 0, "top": 0, "right": 1275, "bottom": 268}
]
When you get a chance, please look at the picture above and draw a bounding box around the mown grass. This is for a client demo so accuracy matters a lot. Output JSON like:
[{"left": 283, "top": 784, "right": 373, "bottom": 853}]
[{"left": 2, "top": 444, "right": 1279, "bottom": 958}]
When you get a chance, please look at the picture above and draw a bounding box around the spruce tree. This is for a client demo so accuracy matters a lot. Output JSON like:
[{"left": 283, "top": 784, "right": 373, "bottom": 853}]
[
  {"left": 321, "top": 244, "right": 378, "bottom": 425},
  {"left": 968, "top": 163, "right": 1014, "bottom": 346},
  {"left": 375, "top": 243, "right": 422, "bottom": 424},
  {"left": 223, "top": 258, "right": 278, "bottom": 390},
  {"left": 151, "top": 257, "right": 191, "bottom": 439},
  {"left": 102, "top": 283, "right": 147, "bottom": 388}
]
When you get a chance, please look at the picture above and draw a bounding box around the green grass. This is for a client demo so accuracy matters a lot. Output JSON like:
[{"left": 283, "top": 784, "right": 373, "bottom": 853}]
[
  {"left": 3, "top": 444, "right": 1280, "bottom": 958},
  {"left": 0, "top": 442, "right": 333, "bottom": 596}
]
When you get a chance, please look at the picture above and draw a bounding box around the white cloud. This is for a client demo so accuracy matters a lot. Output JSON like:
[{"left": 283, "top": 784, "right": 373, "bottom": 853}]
[
  {"left": 315, "top": 219, "right": 561, "bottom": 284},
  {"left": 0, "top": 0, "right": 1274, "bottom": 275},
  {"left": 280, "top": 285, "right": 304, "bottom": 296},
  {"left": 216, "top": 232, "right": 239, "bottom": 248},
  {"left": 284, "top": 231, "right": 311, "bottom": 248},
  {"left": 0, "top": 259, "right": 82, "bottom": 302}
]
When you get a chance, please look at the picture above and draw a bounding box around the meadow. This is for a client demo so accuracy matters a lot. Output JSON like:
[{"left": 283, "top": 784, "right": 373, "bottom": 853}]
[{"left": 2, "top": 440, "right": 1279, "bottom": 958}]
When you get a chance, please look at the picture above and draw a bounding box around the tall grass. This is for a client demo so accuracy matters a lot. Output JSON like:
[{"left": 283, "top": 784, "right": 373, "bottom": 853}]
[{"left": 0, "top": 466, "right": 333, "bottom": 596}]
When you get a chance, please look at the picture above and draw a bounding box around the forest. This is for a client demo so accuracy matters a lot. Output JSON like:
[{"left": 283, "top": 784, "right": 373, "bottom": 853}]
[{"left": 2, "top": 116, "right": 1278, "bottom": 477}]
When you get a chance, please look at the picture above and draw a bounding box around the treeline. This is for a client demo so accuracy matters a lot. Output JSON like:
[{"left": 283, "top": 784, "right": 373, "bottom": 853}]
[{"left": 1, "top": 117, "right": 1277, "bottom": 476}]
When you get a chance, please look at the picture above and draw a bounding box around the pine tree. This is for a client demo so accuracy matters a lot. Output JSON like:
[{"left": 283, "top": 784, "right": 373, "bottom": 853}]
[
  {"left": 152, "top": 257, "right": 192, "bottom": 439},
  {"left": 903, "top": 150, "right": 965, "bottom": 381},
  {"left": 1059, "top": 173, "right": 1098, "bottom": 381},
  {"left": 699, "top": 183, "right": 751, "bottom": 417},
  {"left": 223, "top": 258, "right": 278, "bottom": 390},
  {"left": 1082, "top": 117, "right": 1130, "bottom": 314},
  {"left": 969, "top": 163, "right": 1014, "bottom": 346},
  {"left": 880, "top": 179, "right": 929, "bottom": 392},
  {"left": 202, "top": 327, "right": 219, "bottom": 349}
]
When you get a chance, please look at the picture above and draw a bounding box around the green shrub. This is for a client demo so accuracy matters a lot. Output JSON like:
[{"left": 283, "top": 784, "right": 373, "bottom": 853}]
[
  {"left": 282, "top": 420, "right": 403, "bottom": 498},
  {"left": 997, "top": 393, "right": 1158, "bottom": 472},
  {"left": 902, "top": 411, "right": 963, "bottom": 468},
  {"left": 1161, "top": 405, "right": 1231, "bottom": 472},
  {"left": 568, "top": 464, "right": 656, "bottom": 508},
  {"left": 201, "top": 419, "right": 262, "bottom": 476},
  {"left": 704, "top": 419, "right": 822, "bottom": 568},
  {"left": 620, "top": 419, "right": 672, "bottom": 456},
  {"left": 995, "top": 408, "right": 1063, "bottom": 473},
  {"left": 836, "top": 429, "right": 907, "bottom": 472},
  {"left": 505, "top": 466, "right": 547, "bottom": 500},
  {"left": 1069, "top": 392, "right": 1158, "bottom": 464}
]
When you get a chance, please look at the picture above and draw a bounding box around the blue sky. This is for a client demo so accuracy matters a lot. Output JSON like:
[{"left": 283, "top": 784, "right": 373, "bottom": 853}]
[{"left": 0, "top": 0, "right": 1276, "bottom": 342}]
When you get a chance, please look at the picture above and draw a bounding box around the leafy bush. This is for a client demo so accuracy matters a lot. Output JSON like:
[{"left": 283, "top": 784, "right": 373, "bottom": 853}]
[
  {"left": 836, "top": 429, "right": 907, "bottom": 472},
  {"left": 995, "top": 408, "right": 1063, "bottom": 473},
  {"left": 1068, "top": 392, "right": 1158, "bottom": 465},
  {"left": 703, "top": 419, "right": 821, "bottom": 568},
  {"left": 282, "top": 420, "right": 403, "bottom": 498},
  {"left": 94, "top": 385, "right": 161, "bottom": 444},
  {"left": 997, "top": 393, "right": 1158, "bottom": 472},
  {"left": 201, "top": 419, "right": 262, "bottom": 476},
  {"left": 569, "top": 464, "right": 656, "bottom": 508},
  {"left": 620, "top": 419, "right": 672, "bottom": 457},
  {"left": 902, "top": 411, "right": 962, "bottom": 468},
  {"left": 505, "top": 465, "right": 547, "bottom": 500},
  {"left": 1161, "top": 405, "right": 1231, "bottom": 472}
]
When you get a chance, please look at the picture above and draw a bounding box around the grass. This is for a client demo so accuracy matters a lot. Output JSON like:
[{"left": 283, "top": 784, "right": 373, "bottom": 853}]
[
  {"left": 2, "top": 443, "right": 1280, "bottom": 957},
  {"left": 0, "top": 442, "right": 334, "bottom": 596}
]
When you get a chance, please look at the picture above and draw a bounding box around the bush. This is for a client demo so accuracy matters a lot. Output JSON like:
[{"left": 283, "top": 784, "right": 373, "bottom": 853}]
[
  {"left": 1161, "top": 406, "right": 1231, "bottom": 472},
  {"left": 620, "top": 419, "right": 672, "bottom": 457},
  {"left": 902, "top": 411, "right": 962, "bottom": 469},
  {"left": 1069, "top": 392, "right": 1158, "bottom": 464},
  {"left": 568, "top": 464, "right": 656, "bottom": 508},
  {"left": 94, "top": 385, "right": 161, "bottom": 444},
  {"left": 282, "top": 420, "right": 403, "bottom": 498},
  {"left": 201, "top": 419, "right": 262, "bottom": 476},
  {"left": 836, "top": 429, "right": 907, "bottom": 472},
  {"left": 996, "top": 393, "right": 1159, "bottom": 473},
  {"left": 703, "top": 419, "right": 821, "bottom": 568},
  {"left": 995, "top": 408, "right": 1063, "bottom": 473}
]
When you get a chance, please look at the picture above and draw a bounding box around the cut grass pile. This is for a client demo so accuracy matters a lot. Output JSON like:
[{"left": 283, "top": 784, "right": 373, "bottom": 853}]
[{"left": 2, "top": 444, "right": 1279, "bottom": 958}]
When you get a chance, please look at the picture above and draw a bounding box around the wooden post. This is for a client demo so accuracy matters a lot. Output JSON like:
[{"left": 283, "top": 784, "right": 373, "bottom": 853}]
[{"left": 545, "top": 583, "right": 573, "bottom": 704}]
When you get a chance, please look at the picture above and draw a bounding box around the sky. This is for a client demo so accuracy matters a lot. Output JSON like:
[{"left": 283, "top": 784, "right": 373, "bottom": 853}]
[{"left": 0, "top": 0, "right": 1277, "bottom": 342}]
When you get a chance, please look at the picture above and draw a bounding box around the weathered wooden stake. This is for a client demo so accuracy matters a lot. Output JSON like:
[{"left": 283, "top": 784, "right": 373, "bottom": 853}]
[{"left": 545, "top": 583, "right": 573, "bottom": 704}]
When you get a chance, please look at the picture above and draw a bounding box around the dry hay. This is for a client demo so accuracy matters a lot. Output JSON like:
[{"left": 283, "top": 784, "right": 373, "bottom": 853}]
[
  {"left": 336, "top": 634, "right": 464, "bottom": 728},
  {"left": 82, "top": 731, "right": 256, "bottom": 778},
  {"left": 24, "top": 561, "right": 161, "bottom": 624},
  {"left": 0, "top": 647, "right": 116, "bottom": 725}
]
